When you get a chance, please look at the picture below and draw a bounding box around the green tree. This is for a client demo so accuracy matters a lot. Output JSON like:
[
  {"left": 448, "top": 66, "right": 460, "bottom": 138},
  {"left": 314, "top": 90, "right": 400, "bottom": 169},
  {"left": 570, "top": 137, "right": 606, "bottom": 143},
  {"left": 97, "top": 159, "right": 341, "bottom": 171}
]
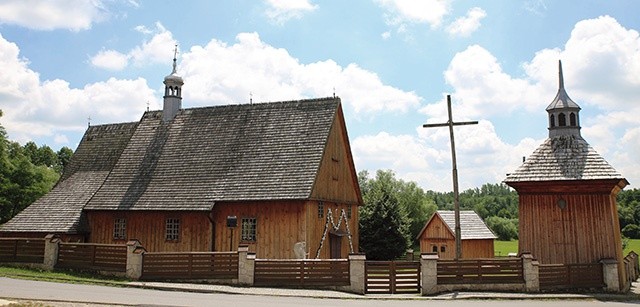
[
  {"left": 485, "top": 216, "right": 518, "bottom": 241},
  {"left": 358, "top": 170, "right": 411, "bottom": 260},
  {"left": 56, "top": 146, "right": 74, "bottom": 173},
  {"left": 622, "top": 224, "right": 640, "bottom": 239}
]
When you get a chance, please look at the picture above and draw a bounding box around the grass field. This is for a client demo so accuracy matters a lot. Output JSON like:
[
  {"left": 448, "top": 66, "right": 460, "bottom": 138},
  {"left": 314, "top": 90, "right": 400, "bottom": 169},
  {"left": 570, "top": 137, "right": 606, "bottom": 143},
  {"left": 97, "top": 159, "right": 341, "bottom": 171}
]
[{"left": 494, "top": 239, "right": 640, "bottom": 257}]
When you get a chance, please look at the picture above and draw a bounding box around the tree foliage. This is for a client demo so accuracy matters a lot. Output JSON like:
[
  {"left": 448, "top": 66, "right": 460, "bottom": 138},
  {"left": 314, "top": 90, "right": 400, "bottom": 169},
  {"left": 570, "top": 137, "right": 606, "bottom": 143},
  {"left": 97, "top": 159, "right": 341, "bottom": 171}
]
[
  {"left": 358, "top": 170, "right": 411, "bottom": 260},
  {"left": 0, "top": 110, "right": 72, "bottom": 223},
  {"left": 618, "top": 189, "right": 640, "bottom": 238}
]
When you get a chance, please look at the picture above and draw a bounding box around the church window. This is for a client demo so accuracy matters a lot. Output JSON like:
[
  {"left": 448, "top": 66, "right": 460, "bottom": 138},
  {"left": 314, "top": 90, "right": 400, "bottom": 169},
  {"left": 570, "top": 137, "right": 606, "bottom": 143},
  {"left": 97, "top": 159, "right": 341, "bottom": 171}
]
[
  {"left": 318, "top": 201, "right": 324, "bottom": 218},
  {"left": 558, "top": 113, "right": 567, "bottom": 126},
  {"left": 113, "top": 218, "right": 126, "bottom": 240},
  {"left": 241, "top": 217, "right": 257, "bottom": 242},
  {"left": 550, "top": 114, "right": 555, "bottom": 127},
  {"left": 165, "top": 218, "right": 180, "bottom": 241}
]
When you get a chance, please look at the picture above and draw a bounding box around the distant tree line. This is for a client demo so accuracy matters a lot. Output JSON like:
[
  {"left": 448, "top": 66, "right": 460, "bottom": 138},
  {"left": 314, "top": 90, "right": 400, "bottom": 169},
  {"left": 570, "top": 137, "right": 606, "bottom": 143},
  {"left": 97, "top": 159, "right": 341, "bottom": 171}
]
[{"left": 0, "top": 110, "right": 73, "bottom": 223}]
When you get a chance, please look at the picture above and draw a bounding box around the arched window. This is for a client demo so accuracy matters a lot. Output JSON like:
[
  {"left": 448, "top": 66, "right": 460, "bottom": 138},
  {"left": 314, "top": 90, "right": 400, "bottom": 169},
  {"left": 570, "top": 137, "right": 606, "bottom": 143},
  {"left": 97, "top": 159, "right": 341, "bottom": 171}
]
[
  {"left": 558, "top": 113, "right": 567, "bottom": 126},
  {"left": 550, "top": 114, "right": 555, "bottom": 127},
  {"left": 570, "top": 112, "right": 577, "bottom": 126},
  {"left": 165, "top": 87, "right": 169, "bottom": 96}
]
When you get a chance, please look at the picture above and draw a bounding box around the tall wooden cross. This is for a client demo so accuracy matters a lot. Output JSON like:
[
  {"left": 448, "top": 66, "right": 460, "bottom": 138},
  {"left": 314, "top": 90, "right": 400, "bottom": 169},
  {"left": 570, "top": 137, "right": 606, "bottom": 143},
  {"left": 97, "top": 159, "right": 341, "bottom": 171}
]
[{"left": 422, "top": 95, "right": 478, "bottom": 260}]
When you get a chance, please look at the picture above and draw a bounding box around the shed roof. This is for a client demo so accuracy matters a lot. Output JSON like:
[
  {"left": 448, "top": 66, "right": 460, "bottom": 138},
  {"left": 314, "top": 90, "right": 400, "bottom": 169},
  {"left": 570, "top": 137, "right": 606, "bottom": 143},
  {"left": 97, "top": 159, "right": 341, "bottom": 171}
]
[
  {"left": 417, "top": 210, "right": 496, "bottom": 240},
  {"left": 504, "top": 135, "right": 627, "bottom": 184}
]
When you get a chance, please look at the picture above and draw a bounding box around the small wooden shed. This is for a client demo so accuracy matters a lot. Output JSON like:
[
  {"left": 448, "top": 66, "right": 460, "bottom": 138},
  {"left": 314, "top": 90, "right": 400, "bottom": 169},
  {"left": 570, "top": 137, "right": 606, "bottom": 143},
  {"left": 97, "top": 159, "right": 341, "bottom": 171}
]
[{"left": 416, "top": 210, "right": 496, "bottom": 259}]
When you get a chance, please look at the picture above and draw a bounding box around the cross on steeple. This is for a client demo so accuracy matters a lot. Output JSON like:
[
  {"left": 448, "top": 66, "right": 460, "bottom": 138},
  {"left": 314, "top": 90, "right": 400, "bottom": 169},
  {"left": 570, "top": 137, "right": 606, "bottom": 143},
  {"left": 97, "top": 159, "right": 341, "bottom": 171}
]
[
  {"left": 171, "top": 44, "right": 179, "bottom": 74},
  {"left": 422, "top": 94, "right": 478, "bottom": 260}
]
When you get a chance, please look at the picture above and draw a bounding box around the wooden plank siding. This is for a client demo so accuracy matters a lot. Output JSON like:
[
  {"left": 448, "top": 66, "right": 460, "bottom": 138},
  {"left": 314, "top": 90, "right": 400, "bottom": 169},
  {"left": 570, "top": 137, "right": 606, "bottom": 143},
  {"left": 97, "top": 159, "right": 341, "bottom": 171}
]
[
  {"left": 418, "top": 214, "right": 494, "bottom": 259},
  {"left": 86, "top": 211, "right": 212, "bottom": 252},
  {"left": 213, "top": 201, "right": 305, "bottom": 258},
  {"left": 306, "top": 201, "right": 359, "bottom": 259},
  {"left": 310, "top": 103, "right": 361, "bottom": 205}
]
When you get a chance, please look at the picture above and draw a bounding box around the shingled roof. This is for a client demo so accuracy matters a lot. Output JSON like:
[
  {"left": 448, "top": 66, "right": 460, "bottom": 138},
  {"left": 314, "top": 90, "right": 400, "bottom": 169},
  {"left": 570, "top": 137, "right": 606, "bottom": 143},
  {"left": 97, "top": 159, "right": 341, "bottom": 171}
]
[
  {"left": 0, "top": 122, "right": 137, "bottom": 233},
  {"left": 504, "top": 135, "right": 626, "bottom": 183},
  {"left": 418, "top": 210, "right": 496, "bottom": 240},
  {"left": 85, "top": 97, "right": 340, "bottom": 211}
]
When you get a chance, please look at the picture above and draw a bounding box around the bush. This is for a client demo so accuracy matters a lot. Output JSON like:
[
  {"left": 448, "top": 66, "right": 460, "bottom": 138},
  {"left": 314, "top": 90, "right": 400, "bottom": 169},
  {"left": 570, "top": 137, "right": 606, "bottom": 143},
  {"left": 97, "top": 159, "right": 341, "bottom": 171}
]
[{"left": 622, "top": 224, "right": 640, "bottom": 239}]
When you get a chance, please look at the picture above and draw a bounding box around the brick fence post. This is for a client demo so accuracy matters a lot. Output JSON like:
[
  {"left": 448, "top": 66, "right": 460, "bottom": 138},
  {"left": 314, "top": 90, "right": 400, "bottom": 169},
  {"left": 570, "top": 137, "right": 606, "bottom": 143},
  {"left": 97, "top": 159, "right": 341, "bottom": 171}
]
[
  {"left": 238, "top": 245, "right": 255, "bottom": 286},
  {"left": 347, "top": 253, "right": 366, "bottom": 294},
  {"left": 421, "top": 253, "right": 439, "bottom": 295},
  {"left": 43, "top": 234, "right": 60, "bottom": 270},
  {"left": 600, "top": 258, "right": 621, "bottom": 292},
  {"left": 521, "top": 253, "right": 539, "bottom": 292},
  {"left": 126, "top": 240, "right": 145, "bottom": 280}
]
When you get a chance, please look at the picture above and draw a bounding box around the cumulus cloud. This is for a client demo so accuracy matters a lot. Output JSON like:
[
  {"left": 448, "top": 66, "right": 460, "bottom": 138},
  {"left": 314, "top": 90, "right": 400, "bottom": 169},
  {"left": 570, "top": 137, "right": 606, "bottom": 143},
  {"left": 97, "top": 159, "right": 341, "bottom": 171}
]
[
  {"left": 0, "top": 33, "right": 158, "bottom": 145},
  {"left": 376, "top": 0, "right": 452, "bottom": 28},
  {"left": 399, "top": 15, "right": 640, "bottom": 190},
  {"left": 180, "top": 32, "right": 420, "bottom": 115},
  {"left": 0, "top": 0, "right": 107, "bottom": 31},
  {"left": 90, "top": 22, "right": 176, "bottom": 71},
  {"left": 264, "top": 0, "right": 318, "bottom": 25},
  {"left": 446, "top": 7, "right": 486, "bottom": 37}
]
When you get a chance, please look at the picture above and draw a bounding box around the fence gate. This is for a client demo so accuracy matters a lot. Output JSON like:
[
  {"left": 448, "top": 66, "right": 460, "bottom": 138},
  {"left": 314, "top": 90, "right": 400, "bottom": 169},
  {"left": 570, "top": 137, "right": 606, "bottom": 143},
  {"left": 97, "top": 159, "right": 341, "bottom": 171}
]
[{"left": 365, "top": 261, "right": 420, "bottom": 294}]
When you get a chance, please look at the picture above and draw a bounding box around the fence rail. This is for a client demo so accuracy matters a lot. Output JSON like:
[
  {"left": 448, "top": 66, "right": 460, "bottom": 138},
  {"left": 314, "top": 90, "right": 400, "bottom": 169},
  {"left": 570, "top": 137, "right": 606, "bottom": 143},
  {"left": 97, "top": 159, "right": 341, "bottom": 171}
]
[
  {"left": 539, "top": 263, "right": 604, "bottom": 290},
  {"left": 56, "top": 242, "right": 127, "bottom": 272},
  {"left": 624, "top": 252, "right": 639, "bottom": 289},
  {"left": 0, "top": 238, "right": 45, "bottom": 263},
  {"left": 142, "top": 252, "right": 238, "bottom": 280},
  {"left": 254, "top": 259, "right": 349, "bottom": 287},
  {"left": 365, "top": 261, "right": 421, "bottom": 294},
  {"left": 437, "top": 258, "right": 523, "bottom": 284}
]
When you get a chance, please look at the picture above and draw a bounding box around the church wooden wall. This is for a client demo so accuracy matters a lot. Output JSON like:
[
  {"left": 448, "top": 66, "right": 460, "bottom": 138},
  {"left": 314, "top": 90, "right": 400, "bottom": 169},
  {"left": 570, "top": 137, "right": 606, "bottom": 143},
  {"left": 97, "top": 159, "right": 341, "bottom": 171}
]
[
  {"left": 86, "top": 211, "right": 212, "bottom": 252},
  {"left": 213, "top": 201, "right": 306, "bottom": 259},
  {"left": 305, "top": 200, "right": 359, "bottom": 259},
  {"left": 310, "top": 104, "right": 361, "bottom": 205}
]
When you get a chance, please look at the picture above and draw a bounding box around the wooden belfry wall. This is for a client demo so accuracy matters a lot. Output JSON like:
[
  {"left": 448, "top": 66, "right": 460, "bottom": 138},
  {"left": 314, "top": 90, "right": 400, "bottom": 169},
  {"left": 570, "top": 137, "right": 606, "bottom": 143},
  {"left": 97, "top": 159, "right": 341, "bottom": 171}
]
[{"left": 519, "top": 193, "right": 622, "bottom": 265}]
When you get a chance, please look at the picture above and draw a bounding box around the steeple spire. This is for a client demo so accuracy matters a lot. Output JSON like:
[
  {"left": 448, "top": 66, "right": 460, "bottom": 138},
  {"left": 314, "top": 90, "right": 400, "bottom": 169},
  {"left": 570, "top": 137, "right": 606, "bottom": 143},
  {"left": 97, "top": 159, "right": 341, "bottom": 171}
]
[
  {"left": 172, "top": 44, "right": 178, "bottom": 74},
  {"left": 558, "top": 60, "right": 564, "bottom": 89},
  {"left": 546, "top": 60, "right": 581, "bottom": 138},
  {"left": 163, "top": 44, "right": 184, "bottom": 122}
]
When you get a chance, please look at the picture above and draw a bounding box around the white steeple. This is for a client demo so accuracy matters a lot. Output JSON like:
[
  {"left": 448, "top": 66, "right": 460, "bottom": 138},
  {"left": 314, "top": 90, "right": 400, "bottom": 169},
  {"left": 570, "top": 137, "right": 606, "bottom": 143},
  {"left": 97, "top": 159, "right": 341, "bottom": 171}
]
[
  {"left": 546, "top": 60, "right": 581, "bottom": 138},
  {"left": 163, "top": 44, "right": 183, "bottom": 122}
]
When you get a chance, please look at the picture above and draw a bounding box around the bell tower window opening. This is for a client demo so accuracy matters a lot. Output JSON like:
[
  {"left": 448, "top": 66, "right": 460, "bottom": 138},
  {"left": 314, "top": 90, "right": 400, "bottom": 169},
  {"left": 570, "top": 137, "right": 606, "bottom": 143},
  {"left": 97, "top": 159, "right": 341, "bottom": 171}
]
[
  {"left": 558, "top": 113, "right": 567, "bottom": 126},
  {"left": 570, "top": 112, "right": 577, "bottom": 126},
  {"left": 550, "top": 114, "right": 555, "bottom": 127}
]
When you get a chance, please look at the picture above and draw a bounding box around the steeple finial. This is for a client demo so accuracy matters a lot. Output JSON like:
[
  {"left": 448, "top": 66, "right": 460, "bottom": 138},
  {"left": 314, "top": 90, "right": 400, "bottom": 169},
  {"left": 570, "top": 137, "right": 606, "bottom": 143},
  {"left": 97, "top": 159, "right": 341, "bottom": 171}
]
[
  {"left": 558, "top": 60, "right": 564, "bottom": 90},
  {"left": 171, "top": 44, "right": 178, "bottom": 74}
]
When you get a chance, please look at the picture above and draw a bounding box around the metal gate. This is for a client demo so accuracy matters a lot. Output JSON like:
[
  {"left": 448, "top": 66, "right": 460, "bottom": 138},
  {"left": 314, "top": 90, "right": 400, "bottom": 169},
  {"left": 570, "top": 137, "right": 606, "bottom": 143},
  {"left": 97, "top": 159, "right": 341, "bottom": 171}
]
[{"left": 365, "top": 261, "right": 421, "bottom": 294}]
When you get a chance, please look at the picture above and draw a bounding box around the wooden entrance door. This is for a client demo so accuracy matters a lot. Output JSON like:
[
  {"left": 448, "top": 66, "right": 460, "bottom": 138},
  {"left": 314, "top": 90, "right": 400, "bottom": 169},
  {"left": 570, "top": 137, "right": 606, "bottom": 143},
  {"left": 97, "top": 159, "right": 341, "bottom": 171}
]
[{"left": 329, "top": 234, "right": 342, "bottom": 259}]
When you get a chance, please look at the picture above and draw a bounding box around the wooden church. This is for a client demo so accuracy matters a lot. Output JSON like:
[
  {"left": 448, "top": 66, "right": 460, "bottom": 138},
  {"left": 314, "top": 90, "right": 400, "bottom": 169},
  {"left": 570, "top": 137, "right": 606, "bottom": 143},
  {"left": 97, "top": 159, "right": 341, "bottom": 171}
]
[
  {"left": 0, "top": 51, "right": 363, "bottom": 259},
  {"left": 504, "top": 61, "right": 629, "bottom": 286}
]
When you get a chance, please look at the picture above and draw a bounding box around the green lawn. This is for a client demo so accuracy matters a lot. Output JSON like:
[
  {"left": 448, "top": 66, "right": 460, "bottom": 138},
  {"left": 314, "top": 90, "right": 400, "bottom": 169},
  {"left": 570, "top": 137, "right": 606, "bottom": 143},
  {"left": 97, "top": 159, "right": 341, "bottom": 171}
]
[{"left": 494, "top": 239, "right": 640, "bottom": 257}]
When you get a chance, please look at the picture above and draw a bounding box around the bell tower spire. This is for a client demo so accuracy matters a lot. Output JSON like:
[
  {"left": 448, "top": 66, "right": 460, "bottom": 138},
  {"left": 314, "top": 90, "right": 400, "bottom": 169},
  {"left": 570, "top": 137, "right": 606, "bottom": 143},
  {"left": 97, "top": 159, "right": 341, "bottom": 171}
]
[
  {"left": 546, "top": 60, "right": 581, "bottom": 138},
  {"left": 162, "top": 44, "right": 183, "bottom": 122}
]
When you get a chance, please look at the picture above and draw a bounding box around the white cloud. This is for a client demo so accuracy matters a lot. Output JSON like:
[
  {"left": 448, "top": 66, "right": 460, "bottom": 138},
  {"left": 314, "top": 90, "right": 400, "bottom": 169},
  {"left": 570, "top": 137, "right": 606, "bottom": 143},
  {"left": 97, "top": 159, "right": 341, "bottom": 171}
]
[
  {"left": 352, "top": 121, "right": 542, "bottom": 191},
  {"left": 409, "top": 15, "right": 640, "bottom": 190},
  {"left": 0, "top": 0, "right": 107, "bottom": 31},
  {"left": 446, "top": 7, "right": 486, "bottom": 37},
  {"left": 180, "top": 32, "right": 420, "bottom": 115},
  {"left": 376, "top": 0, "right": 452, "bottom": 28},
  {"left": 264, "top": 0, "right": 318, "bottom": 25},
  {"left": 90, "top": 22, "right": 177, "bottom": 71},
  {"left": 0, "top": 33, "right": 158, "bottom": 145},
  {"left": 90, "top": 50, "right": 129, "bottom": 71}
]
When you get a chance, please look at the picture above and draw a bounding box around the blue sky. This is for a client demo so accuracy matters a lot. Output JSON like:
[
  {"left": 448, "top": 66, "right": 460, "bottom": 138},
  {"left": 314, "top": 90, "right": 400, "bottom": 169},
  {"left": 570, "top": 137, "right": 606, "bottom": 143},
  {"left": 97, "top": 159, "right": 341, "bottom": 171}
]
[{"left": 0, "top": 0, "right": 639, "bottom": 191}]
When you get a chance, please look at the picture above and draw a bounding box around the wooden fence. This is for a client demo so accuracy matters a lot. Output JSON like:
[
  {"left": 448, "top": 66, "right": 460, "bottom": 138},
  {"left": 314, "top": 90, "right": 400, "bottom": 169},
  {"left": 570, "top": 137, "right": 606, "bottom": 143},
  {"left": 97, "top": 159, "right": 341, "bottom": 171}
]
[
  {"left": 365, "top": 261, "right": 421, "bottom": 294},
  {"left": 0, "top": 238, "right": 45, "bottom": 263},
  {"left": 142, "top": 252, "right": 238, "bottom": 280},
  {"left": 624, "top": 252, "right": 639, "bottom": 289},
  {"left": 437, "top": 258, "right": 523, "bottom": 284},
  {"left": 254, "top": 259, "right": 349, "bottom": 287},
  {"left": 539, "top": 263, "right": 604, "bottom": 290},
  {"left": 56, "top": 242, "right": 127, "bottom": 272}
]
